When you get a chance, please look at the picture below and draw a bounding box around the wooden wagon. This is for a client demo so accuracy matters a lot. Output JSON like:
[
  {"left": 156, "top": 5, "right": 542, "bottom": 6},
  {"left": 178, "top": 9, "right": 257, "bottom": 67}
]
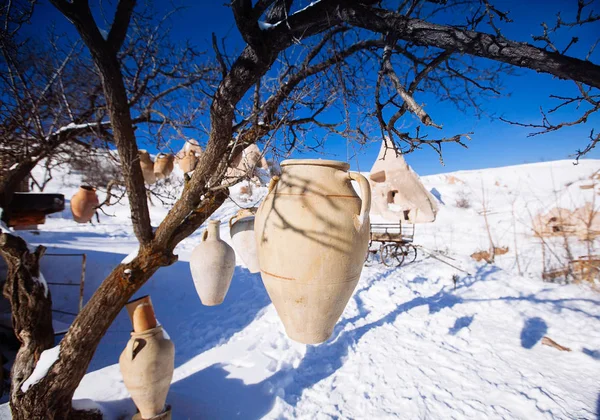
[{"left": 366, "top": 221, "right": 417, "bottom": 267}]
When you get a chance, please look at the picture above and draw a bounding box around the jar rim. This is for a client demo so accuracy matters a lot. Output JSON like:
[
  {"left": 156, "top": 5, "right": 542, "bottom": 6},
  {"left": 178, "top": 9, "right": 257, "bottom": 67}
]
[{"left": 280, "top": 159, "right": 349, "bottom": 170}]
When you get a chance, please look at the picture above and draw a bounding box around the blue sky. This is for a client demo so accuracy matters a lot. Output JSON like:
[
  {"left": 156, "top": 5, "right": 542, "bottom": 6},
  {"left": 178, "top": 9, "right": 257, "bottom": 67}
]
[{"left": 33, "top": 0, "right": 599, "bottom": 175}]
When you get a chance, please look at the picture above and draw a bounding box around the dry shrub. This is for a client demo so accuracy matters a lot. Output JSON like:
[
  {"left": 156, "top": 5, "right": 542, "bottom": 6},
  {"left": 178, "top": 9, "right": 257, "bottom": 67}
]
[
  {"left": 495, "top": 246, "right": 509, "bottom": 256},
  {"left": 471, "top": 246, "right": 509, "bottom": 263},
  {"left": 445, "top": 175, "right": 464, "bottom": 185},
  {"left": 455, "top": 191, "right": 471, "bottom": 209}
]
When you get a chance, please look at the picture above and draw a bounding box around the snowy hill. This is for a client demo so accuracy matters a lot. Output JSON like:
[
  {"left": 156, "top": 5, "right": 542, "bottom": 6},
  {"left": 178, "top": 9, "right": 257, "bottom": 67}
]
[{"left": 1, "top": 159, "right": 599, "bottom": 419}]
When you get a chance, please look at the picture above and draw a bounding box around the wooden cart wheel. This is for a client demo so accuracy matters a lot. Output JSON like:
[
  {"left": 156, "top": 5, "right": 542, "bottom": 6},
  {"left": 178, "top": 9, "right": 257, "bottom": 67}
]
[
  {"left": 402, "top": 244, "right": 418, "bottom": 264},
  {"left": 380, "top": 243, "right": 405, "bottom": 267}
]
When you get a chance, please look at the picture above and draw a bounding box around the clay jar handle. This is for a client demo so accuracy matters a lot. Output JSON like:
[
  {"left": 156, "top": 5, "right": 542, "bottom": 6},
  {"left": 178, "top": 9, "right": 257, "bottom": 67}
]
[
  {"left": 228, "top": 214, "right": 237, "bottom": 229},
  {"left": 229, "top": 208, "right": 256, "bottom": 228},
  {"left": 267, "top": 176, "right": 280, "bottom": 193},
  {"left": 348, "top": 171, "right": 371, "bottom": 229}
]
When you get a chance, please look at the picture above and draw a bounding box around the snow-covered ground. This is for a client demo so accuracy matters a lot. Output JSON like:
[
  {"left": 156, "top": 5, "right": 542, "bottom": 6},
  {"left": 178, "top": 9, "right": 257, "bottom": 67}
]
[{"left": 1, "top": 159, "right": 599, "bottom": 419}]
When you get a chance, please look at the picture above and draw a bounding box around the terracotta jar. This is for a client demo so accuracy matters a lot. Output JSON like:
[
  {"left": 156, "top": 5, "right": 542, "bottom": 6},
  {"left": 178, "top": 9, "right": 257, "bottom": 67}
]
[
  {"left": 190, "top": 220, "right": 235, "bottom": 305},
  {"left": 154, "top": 154, "right": 174, "bottom": 180},
  {"left": 176, "top": 150, "right": 197, "bottom": 173},
  {"left": 119, "top": 325, "right": 174, "bottom": 420},
  {"left": 70, "top": 186, "right": 99, "bottom": 223},
  {"left": 229, "top": 208, "right": 260, "bottom": 273},
  {"left": 126, "top": 295, "right": 158, "bottom": 333},
  {"left": 254, "top": 159, "right": 371, "bottom": 344},
  {"left": 139, "top": 150, "right": 157, "bottom": 185}
]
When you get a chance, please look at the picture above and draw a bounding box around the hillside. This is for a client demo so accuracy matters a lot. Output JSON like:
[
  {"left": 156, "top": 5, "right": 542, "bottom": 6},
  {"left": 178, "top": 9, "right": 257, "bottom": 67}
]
[{"left": 1, "top": 158, "right": 599, "bottom": 419}]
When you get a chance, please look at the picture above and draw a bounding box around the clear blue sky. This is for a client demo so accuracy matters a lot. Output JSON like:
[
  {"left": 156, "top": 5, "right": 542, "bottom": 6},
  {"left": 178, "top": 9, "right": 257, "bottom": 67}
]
[{"left": 33, "top": 0, "right": 600, "bottom": 175}]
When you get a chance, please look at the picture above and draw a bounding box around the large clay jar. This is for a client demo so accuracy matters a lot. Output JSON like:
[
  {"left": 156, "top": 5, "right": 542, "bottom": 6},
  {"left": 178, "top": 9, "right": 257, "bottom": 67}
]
[
  {"left": 190, "top": 220, "right": 236, "bottom": 305},
  {"left": 70, "top": 186, "right": 99, "bottom": 223},
  {"left": 254, "top": 159, "right": 371, "bottom": 344},
  {"left": 229, "top": 208, "right": 260, "bottom": 273},
  {"left": 139, "top": 150, "right": 157, "bottom": 185},
  {"left": 120, "top": 296, "right": 174, "bottom": 420},
  {"left": 154, "top": 154, "right": 174, "bottom": 180}
]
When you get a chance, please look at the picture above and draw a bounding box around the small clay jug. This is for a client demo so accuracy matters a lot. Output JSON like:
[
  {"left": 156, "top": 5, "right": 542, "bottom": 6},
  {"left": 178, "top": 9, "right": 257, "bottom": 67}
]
[
  {"left": 139, "top": 150, "right": 157, "bottom": 185},
  {"left": 190, "top": 220, "right": 235, "bottom": 305},
  {"left": 154, "top": 154, "right": 174, "bottom": 180},
  {"left": 70, "top": 186, "right": 99, "bottom": 223},
  {"left": 229, "top": 208, "right": 260, "bottom": 273},
  {"left": 119, "top": 325, "right": 174, "bottom": 419},
  {"left": 126, "top": 295, "right": 158, "bottom": 333}
]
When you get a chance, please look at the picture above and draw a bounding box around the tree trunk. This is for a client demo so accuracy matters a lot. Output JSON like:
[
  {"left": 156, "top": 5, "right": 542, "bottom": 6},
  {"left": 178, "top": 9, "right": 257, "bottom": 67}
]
[
  {"left": 0, "top": 232, "right": 54, "bottom": 418},
  {"left": 5, "top": 191, "right": 227, "bottom": 419}
]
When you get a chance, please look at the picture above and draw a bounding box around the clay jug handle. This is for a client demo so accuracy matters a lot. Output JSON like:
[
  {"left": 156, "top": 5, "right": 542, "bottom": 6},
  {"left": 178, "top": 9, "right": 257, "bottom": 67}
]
[
  {"left": 267, "top": 176, "right": 280, "bottom": 193},
  {"left": 348, "top": 171, "right": 371, "bottom": 229},
  {"left": 228, "top": 214, "right": 237, "bottom": 229}
]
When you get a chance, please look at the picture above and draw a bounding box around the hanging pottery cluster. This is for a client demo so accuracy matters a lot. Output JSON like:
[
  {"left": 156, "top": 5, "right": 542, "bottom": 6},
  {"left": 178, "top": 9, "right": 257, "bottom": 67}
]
[
  {"left": 120, "top": 296, "right": 174, "bottom": 420},
  {"left": 189, "top": 159, "right": 371, "bottom": 345},
  {"left": 138, "top": 150, "right": 175, "bottom": 185}
]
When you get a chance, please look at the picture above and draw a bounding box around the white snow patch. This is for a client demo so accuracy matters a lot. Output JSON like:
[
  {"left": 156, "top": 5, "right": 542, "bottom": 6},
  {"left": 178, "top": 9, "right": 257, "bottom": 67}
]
[
  {"left": 121, "top": 245, "right": 139, "bottom": 264},
  {"left": 33, "top": 271, "right": 49, "bottom": 297},
  {"left": 156, "top": 319, "right": 171, "bottom": 340},
  {"left": 291, "top": 0, "right": 323, "bottom": 16},
  {"left": 258, "top": 21, "right": 275, "bottom": 30},
  {"left": 124, "top": 269, "right": 132, "bottom": 274},
  {"left": 21, "top": 345, "right": 60, "bottom": 392},
  {"left": 72, "top": 399, "right": 105, "bottom": 415},
  {"left": 9, "top": 163, "right": 18, "bottom": 170}
]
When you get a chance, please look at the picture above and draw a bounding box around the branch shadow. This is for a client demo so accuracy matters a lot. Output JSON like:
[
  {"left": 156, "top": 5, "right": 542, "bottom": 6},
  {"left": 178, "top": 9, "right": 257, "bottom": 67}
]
[
  {"left": 448, "top": 315, "right": 474, "bottom": 335},
  {"left": 22, "top": 242, "right": 271, "bottom": 373}
]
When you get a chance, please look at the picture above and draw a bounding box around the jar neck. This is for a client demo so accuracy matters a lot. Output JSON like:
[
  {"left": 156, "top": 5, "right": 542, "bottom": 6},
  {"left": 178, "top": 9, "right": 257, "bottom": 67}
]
[{"left": 206, "top": 221, "right": 220, "bottom": 240}]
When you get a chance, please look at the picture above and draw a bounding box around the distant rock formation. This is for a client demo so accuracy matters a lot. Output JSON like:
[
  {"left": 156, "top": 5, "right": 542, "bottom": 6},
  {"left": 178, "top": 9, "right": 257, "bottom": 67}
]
[{"left": 368, "top": 138, "right": 438, "bottom": 223}]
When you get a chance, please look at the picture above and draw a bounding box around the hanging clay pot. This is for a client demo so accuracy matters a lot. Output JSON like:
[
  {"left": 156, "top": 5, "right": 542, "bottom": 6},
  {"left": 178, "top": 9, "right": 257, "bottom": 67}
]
[
  {"left": 176, "top": 140, "right": 202, "bottom": 174},
  {"left": 120, "top": 296, "right": 174, "bottom": 420},
  {"left": 254, "top": 159, "right": 371, "bottom": 344},
  {"left": 176, "top": 150, "right": 197, "bottom": 173},
  {"left": 154, "top": 154, "right": 174, "bottom": 180},
  {"left": 70, "top": 186, "right": 99, "bottom": 223},
  {"left": 229, "top": 208, "right": 260, "bottom": 273},
  {"left": 190, "top": 220, "right": 235, "bottom": 305},
  {"left": 139, "top": 150, "right": 157, "bottom": 185}
]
